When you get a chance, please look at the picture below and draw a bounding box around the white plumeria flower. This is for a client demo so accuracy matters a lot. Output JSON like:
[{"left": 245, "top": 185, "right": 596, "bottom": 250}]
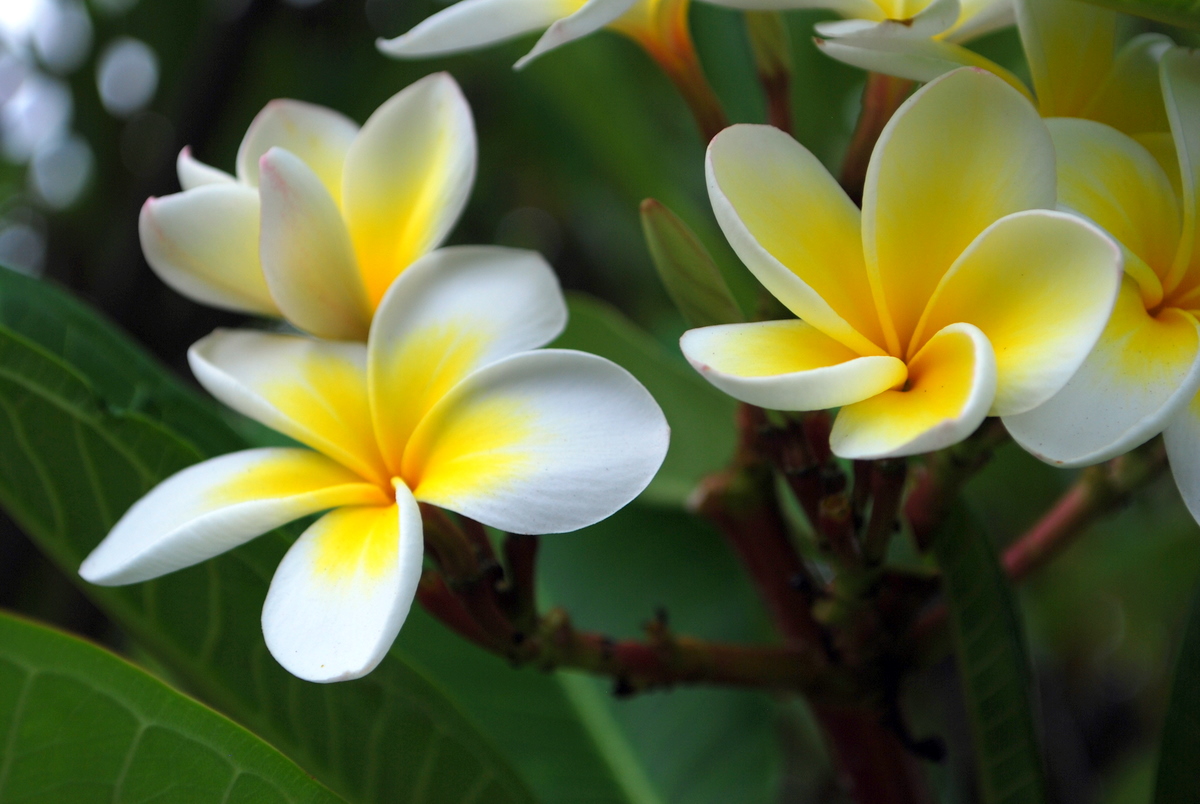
[
  {"left": 140, "top": 72, "right": 476, "bottom": 341},
  {"left": 680, "top": 68, "right": 1122, "bottom": 460},
  {"left": 1005, "top": 50, "right": 1200, "bottom": 522},
  {"left": 378, "top": 0, "right": 687, "bottom": 71},
  {"left": 816, "top": 0, "right": 1172, "bottom": 151},
  {"left": 79, "top": 247, "right": 670, "bottom": 683}
]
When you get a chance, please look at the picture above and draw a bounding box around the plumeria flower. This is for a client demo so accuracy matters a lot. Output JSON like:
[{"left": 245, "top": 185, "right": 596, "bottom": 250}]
[
  {"left": 680, "top": 68, "right": 1121, "bottom": 460},
  {"left": 140, "top": 72, "right": 475, "bottom": 341},
  {"left": 78, "top": 247, "right": 670, "bottom": 682},
  {"left": 817, "top": 0, "right": 1172, "bottom": 152},
  {"left": 1005, "top": 50, "right": 1200, "bottom": 520},
  {"left": 379, "top": 0, "right": 698, "bottom": 78}
]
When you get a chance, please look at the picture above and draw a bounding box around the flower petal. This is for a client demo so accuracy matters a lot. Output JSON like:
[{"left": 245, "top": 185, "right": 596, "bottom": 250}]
[
  {"left": 342, "top": 73, "right": 477, "bottom": 310},
  {"left": 1085, "top": 33, "right": 1172, "bottom": 138},
  {"left": 945, "top": 0, "right": 1015, "bottom": 43},
  {"left": 830, "top": 322, "right": 996, "bottom": 459},
  {"left": 863, "top": 67, "right": 1054, "bottom": 353},
  {"left": 262, "top": 491, "right": 423, "bottom": 683},
  {"left": 235, "top": 99, "right": 358, "bottom": 206},
  {"left": 404, "top": 349, "right": 668, "bottom": 534},
  {"left": 814, "top": 35, "right": 1030, "bottom": 98},
  {"left": 515, "top": 0, "right": 637, "bottom": 69},
  {"left": 815, "top": 0, "right": 959, "bottom": 40},
  {"left": 1047, "top": 118, "right": 1179, "bottom": 296},
  {"left": 139, "top": 186, "right": 277, "bottom": 316},
  {"left": 1164, "top": 393, "right": 1200, "bottom": 524},
  {"left": 1162, "top": 48, "right": 1200, "bottom": 298},
  {"left": 189, "top": 331, "right": 388, "bottom": 485},
  {"left": 258, "top": 147, "right": 370, "bottom": 341},
  {"left": 1015, "top": 0, "right": 1114, "bottom": 118},
  {"left": 680, "top": 320, "right": 907, "bottom": 410},
  {"left": 706, "top": 124, "right": 886, "bottom": 355},
  {"left": 377, "top": 0, "right": 582, "bottom": 58},
  {"left": 176, "top": 146, "right": 234, "bottom": 191},
  {"left": 1004, "top": 279, "right": 1200, "bottom": 466},
  {"left": 911, "top": 210, "right": 1121, "bottom": 416},
  {"left": 368, "top": 246, "right": 567, "bottom": 474},
  {"left": 79, "top": 448, "right": 388, "bottom": 586}
]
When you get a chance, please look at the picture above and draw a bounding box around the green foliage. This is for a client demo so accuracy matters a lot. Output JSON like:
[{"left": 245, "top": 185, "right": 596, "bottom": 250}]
[
  {"left": 553, "top": 294, "right": 737, "bottom": 508},
  {"left": 639, "top": 199, "right": 745, "bottom": 330},
  {"left": 1153, "top": 579, "right": 1200, "bottom": 803},
  {"left": 933, "top": 505, "right": 1048, "bottom": 804},
  {"left": 0, "top": 267, "right": 534, "bottom": 804},
  {"left": 0, "top": 611, "right": 345, "bottom": 804}
]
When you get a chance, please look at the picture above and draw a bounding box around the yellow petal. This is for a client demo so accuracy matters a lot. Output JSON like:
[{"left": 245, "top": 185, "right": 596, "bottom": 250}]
[
  {"left": 1162, "top": 48, "right": 1200, "bottom": 299},
  {"left": 342, "top": 73, "right": 476, "bottom": 309},
  {"left": 1084, "top": 33, "right": 1173, "bottom": 138},
  {"left": 235, "top": 99, "right": 359, "bottom": 206},
  {"left": 680, "top": 319, "right": 907, "bottom": 410},
  {"left": 707, "top": 124, "right": 886, "bottom": 356},
  {"left": 1047, "top": 117, "right": 1179, "bottom": 297},
  {"left": 1006, "top": 279, "right": 1200, "bottom": 465},
  {"left": 1015, "top": 0, "right": 1114, "bottom": 118},
  {"left": 863, "top": 67, "right": 1055, "bottom": 353},
  {"left": 912, "top": 210, "right": 1121, "bottom": 416},
  {"left": 830, "top": 322, "right": 996, "bottom": 459},
  {"left": 189, "top": 331, "right": 388, "bottom": 486}
]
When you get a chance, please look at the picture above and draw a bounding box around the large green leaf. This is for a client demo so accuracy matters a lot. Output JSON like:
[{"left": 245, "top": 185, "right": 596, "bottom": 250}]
[
  {"left": 553, "top": 294, "right": 737, "bottom": 508},
  {"left": 1153, "top": 579, "right": 1200, "bottom": 803},
  {"left": 0, "top": 611, "right": 344, "bottom": 803},
  {"left": 0, "top": 268, "right": 534, "bottom": 804},
  {"left": 933, "top": 506, "right": 1048, "bottom": 804}
]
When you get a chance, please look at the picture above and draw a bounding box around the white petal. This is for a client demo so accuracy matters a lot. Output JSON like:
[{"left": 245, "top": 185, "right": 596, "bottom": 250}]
[
  {"left": 944, "top": 0, "right": 1014, "bottom": 42},
  {"left": 139, "top": 186, "right": 278, "bottom": 316},
  {"left": 1004, "top": 280, "right": 1200, "bottom": 466},
  {"left": 176, "top": 146, "right": 234, "bottom": 191},
  {"left": 815, "top": 35, "right": 1027, "bottom": 94},
  {"left": 1162, "top": 48, "right": 1200, "bottom": 297},
  {"left": 342, "top": 73, "right": 477, "bottom": 309},
  {"left": 830, "top": 322, "right": 997, "bottom": 459},
  {"left": 404, "top": 349, "right": 669, "bottom": 534},
  {"left": 815, "top": 0, "right": 960, "bottom": 40},
  {"left": 188, "top": 330, "right": 389, "bottom": 485},
  {"left": 258, "top": 147, "right": 370, "bottom": 341},
  {"left": 1164, "top": 394, "right": 1200, "bottom": 525},
  {"left": 368, "top": 246, "right": 567, "bottom": 472},
  {"left": 79, "top": 448, "right": 387, "bottom": 586},
  {"left": 262, "top": 489, "right": 423, "bottom": 683},
  {"left": 236, "top": 99, "right": 359, "bottom": 205},
  {"left": 702, "top": 0, "right": 883, "bottom": 16},
  {"left": 378, "top": 0, "right": 579, "bottom": 58},
  {"left": 680, "top": 320, "right": 907, "bottom": 410},
  {"left": 515, "top": 0, "right": 637, "bottom": 69}
]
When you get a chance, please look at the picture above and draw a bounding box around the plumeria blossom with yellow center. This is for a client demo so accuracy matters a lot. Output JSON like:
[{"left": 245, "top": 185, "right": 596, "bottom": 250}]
[
  {"left": 680, "top": 68, "right": 1122, "bottom": 460},
  {"left": 1005, "top": 50, "right": 1200, "bottom": 522},
  {"left": 139, "top": 72, "right": 475, "bottom": 341},
  {"left": 817, "top": 0, "right": 1173, "bottom": 156},
  {"left": 77, "top": 247, "right": 670, "bottom": 683}
]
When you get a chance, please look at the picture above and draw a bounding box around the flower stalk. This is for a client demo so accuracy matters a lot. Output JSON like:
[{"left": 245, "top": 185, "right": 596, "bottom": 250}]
[
  {"left": 838, "top": 71, "right": 913, "bottom": 203},
  {"left": 744, "top": 11, "right": 794, "bottom": 134}
]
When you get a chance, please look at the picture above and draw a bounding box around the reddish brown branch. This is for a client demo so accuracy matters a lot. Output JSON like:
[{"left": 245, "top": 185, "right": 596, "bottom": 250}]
[{"left": 838, "top": 72, "right": 914, "bottom": 204}]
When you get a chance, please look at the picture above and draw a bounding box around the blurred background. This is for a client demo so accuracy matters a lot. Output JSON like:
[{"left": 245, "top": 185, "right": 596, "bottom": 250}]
[{"left": 0, "top": 1, "right": 1194, "bottom": 802}]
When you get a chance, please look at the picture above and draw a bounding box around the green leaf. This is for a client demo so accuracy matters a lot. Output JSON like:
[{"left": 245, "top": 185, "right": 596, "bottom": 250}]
[
  {"left": 1153, "top": 579, "right": 1200, "bottom": 803},
  {"left": 933, "top": 505, "right": 1048, "bottom": 804},
  {"left": 0, "top": 611, "right": 345, "bottom": 803},
  {"left": 0, "top": 268, "right": 534, "bottom": 804},
  {"left": 553, "top": 293, "right": 737, "bottom": 507},
  {"left": 1073, "top": 0, "right": 1200, "bottom": 29},
  {"left": 639, "top": 199, "right": 744, "bottom": 330}
]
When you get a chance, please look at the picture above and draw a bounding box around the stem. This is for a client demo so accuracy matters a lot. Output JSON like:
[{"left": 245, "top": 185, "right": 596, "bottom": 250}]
[
  {"left": 862, "top": 460, "right": 908, "bottom": 566},
  {"left": 499, "top": 533, "right": 540, "bottom": 635},
  {"left": 1002, "top": 440, "right": 1168, "bottom": 581},
  {"left": 815, "top": 706, "right": 932, "bottom": 804},
  {"left": 744, "top": 11, "right": 793, "bottom": 134},
  {"left": 838, "top": 72, "right": 914, "bottom": 204}
]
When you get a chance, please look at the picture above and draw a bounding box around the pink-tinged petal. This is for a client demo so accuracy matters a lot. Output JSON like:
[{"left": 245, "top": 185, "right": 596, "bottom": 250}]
[
  {"left": 139, "top": 186, "right": 277, "bottom": 316},
  {"left": 830, "top": 322, "right": 996, "bottom": 459},
  {"left": 404, "top": 349, "right": 668, "bottom": 534},
  {"left": 176, "top": 146, "right": 234, "bottom": 191},
  {"left": 258, "top": 147, "right": 370, "bottom": 341},
  {"left": 262, "top": 489, "right": 422, "bottom": 682},
  {"left": 680, "top": 319, "right": 907, "bottom": 410},
  {"left": 79, "top": 448, "right": 387, "bottom": 586},
  {"left": 236, "top": 99, "right": 358, "bottom": 206}
]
